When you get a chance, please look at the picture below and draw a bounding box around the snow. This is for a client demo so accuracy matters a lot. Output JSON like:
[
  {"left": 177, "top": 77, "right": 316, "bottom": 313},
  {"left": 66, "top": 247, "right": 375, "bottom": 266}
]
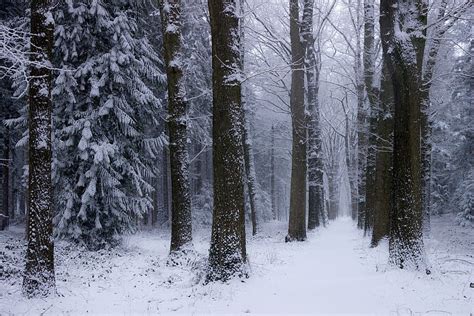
[{"left": 1, "top": 215, "right": 472, "bottom": 314}]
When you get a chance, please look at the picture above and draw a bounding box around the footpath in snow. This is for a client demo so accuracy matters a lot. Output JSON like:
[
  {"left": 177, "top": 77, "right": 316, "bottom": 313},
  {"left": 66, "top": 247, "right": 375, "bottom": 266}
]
[{"left": 1, "top": 216, "right": 472, "bottom": 314}]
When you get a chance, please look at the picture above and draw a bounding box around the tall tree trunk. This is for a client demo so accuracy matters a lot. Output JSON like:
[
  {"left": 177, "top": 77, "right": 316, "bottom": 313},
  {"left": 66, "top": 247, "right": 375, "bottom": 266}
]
[
  {"left": 160, "top": 0, "right": 193, "bottom": 253},
  {"left": 162, "top": 144, "right": 170, "bottom": 225},
  {"left": 240, "top": 7, "right": 258, "bottom": 236},
  {"left": 371, "top": 59, "right": 393, "bottom": 247},
  {"left": 303, "top": 0, "right": 323, "bottom": 230},
  {"left": 152, "top": 176, "right": 158, "bottom": 227},
  {"left": 243, "top": 110, "right": 258, "bottom": 236},
  {"left": 271, "top": 124, "right": 276, "bottom": 220},
  {"left": 380, "top": 0, "right": 427, "bottom": 270},
  {"left": 23, "top": 0, "right": 55, "bottom": 297},
  {"left": 420, "top": 0, "right": 451, "bottom": 236},
  {"left": 1, "top": 127, "right": 9, "bottom": 230},
  {"left": 363, "top": 0, "right": 377, "bottom": 234},
  {"left": 342, "top": 102, "right": 358, "bottom": 221},
  {"left": 207, "top": 0, "right": 247, "bottom": 282},
  {"left": 286, "top": 0, "right": 307, "bottom": 242}
]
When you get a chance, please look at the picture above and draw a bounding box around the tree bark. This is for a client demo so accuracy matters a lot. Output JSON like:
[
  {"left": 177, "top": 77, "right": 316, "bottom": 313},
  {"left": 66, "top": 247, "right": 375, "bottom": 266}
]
[
  {"left": 303, "top": 0, "right": 323, "bottom": 230},
  {"left": 243, "top": 109, "right": 258, "bottom": 236},
  {"left": 380, "top": 0, "right": 427, "bottom": 270},
  {"left": 207, "top": 0, "right": 247, "bottom": 282},
  {"left": 160, "top": 0, "right": 193, "bottom": 253},
  {"left": 371, "top": 59, "right": 393, "bottom": 247},
  {"left": 286, "top": 0, "right": 307, "bottom": 242},
  {"left": 23, "top": 0, "right": 55, "bottom": 297},
  {"left": 1, "top": 127, "right": 10, "bottom": 230},
  {"left": 162, "top": 144, "right": 170, "bottom": 225},
  {"left": 271, "top": 124, "right": 276, "bottom": 220},
  {"left": 363, "top": 0, "right": 377, "bottom": 234}
]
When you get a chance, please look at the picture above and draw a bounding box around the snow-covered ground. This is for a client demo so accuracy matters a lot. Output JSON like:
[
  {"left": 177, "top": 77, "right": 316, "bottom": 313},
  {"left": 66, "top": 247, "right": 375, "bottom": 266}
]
[{"left": 1, "top": 215, "right": 472, "bottom": 315}]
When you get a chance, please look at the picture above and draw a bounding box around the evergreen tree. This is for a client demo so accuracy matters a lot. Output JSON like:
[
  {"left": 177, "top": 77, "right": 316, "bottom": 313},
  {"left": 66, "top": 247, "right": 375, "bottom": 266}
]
[{"left": 53, "top": 0, "right": 165, "bottom": 249}]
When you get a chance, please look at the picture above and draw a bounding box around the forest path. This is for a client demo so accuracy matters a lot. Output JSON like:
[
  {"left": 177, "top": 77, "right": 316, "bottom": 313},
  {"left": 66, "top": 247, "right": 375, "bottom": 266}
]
[{"left": 225, "top": 217, "right": 385, "bottom": 313}]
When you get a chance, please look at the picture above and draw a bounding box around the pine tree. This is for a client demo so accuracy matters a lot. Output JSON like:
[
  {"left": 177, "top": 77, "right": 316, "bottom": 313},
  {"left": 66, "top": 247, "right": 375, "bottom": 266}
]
[
  {"left": 23, "top": 0, "right": 56, "bottom": 297},
  {"left": 53, "top": 0, "right": 165, "bottom": 249},
  {"left": 206, "top": 0, "right": 247, "bottom": 282}
]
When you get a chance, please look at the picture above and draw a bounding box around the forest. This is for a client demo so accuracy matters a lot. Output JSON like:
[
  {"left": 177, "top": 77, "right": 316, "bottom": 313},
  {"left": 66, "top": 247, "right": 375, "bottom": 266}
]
[{"left": 0, "top": 0, "right": 472, "bottom": 314}]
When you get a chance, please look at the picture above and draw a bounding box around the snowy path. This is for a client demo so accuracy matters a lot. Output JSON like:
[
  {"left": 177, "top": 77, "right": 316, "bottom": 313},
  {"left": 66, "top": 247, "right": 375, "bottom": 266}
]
[
  {"left": 209, "top": 217, "right": 472, "bottom": 314},
  {"left": 227, "top": 218, "right": 380, "bottom": 314},
  {"left": 1, "top": 216, "right": 472, "bottom": 315}
]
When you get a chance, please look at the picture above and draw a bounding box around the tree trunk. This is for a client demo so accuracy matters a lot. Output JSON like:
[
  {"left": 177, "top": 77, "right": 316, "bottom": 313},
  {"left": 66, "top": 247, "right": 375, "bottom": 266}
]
[
  {"left": 271, "top": 124, "right": 276, "bottom": 220},
  {"left": 160, "top": 0, "right": 193, "bottom": 253},
  {"left": 152, "top": 176, "right": 158, "bottom": 227},
  {"left": 342, "top": 103, "right": 358, "bottom": 221},
  {"left": 363, "top": 0, "right": 376, "bottom": 234},
  {"left": 23, "top": 0, "right": 55, "bottom": 297},
  {"left": 207, "top": 0, "right": 247, "bottom": 282},
  {"left": 286, "top": 0, "right": 307, "bottom": 242},
  {"left": 371, "top": 59, "right": 393, "bottom": 247},
  {"left": 420, "top": 0, "right": 449, "bottom": 236},
  {"left": 240, "top": 7, "right": 258, "bottom": 236},
  {"left": 380, "top": 0, "right": 427, "bottom": 270},
  {"left": 243, "top": 110, "right": 258, "bottom": 236},
  {"left": 162, "top": 144, "right": 170, "bottom": 226},
  {"left": 1, "top": 127, "right": 10, "bottom": 230},
  {"left": 303, "top": 0, "right": 323, "bottom": 230}
]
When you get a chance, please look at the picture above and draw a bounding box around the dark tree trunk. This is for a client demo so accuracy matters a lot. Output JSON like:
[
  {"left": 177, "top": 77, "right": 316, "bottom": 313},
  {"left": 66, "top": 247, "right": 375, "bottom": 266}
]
[
  {"left": 286, "top": 0, "right": 307, "bottom": 242},
  {"left": 162, "top": 145, "right": 170, "bottom": 226},
  {"left": 363, "top": 0, "right": 376, "bottom": 234},
  {"left": 271, "top": 124, "right": 276, "bottom": 220},
  {"left": 160, "top": 0, "right": 193, "bottom": 253},
  {"left": 1, "top": 127, "right": 10, "bottom": 230},
  {"left": 356, "top": 79, "right": 367, "bottom": 229},
  {"left": 303, "top": 0, "right": 323, "bottom": 230},
  {"left": 23, "top": 0, "right": 55, "bottom": 297},
  {"left": 151, "top": 176, "right": 158, "bottom": 227},
  {"left": 207, "top": 0, "right": 247, "bottom": 282},
  {"left": 380, "top": 0, "right": 427, "bottom": 269},
  {"left": 371, "top": 60, "right": 393, "bottom": 247}
]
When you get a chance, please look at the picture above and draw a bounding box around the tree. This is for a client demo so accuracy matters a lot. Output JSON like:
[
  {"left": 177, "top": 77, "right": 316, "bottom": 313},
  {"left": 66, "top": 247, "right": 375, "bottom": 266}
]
[
  {"left": 362, "top": 0, "right": 377, "bottom": 234},
  {"left": 303, "top": 0, "right": 323, "bottom": 230},
  {"left": 286, "top": 0, "right": 307, "bottom": 242},
  {"left": 240, "top": 5, "right": 258, "bottom": 236},
  {"left": 53, "top": 0, "right": 164, "bottom": 249},
  {"left": 159, "top": 0, "right": 193, "bottom": 254},
  {"left": 270, "top": 124, "right": 276, "bottom": 220},
  {"left": 207, "top": 0, "right": 247, "bottom": 282},
  {"left": 23, "top": 0, "right": 56, "bottom": 297},
  {"left": 380, "top": 0, "right": 427, "bottom": 270},
  {"left": 1, "top": 126, "right": 10, "bottom": 230},
  {"left": 370, "top": 59, "right": 393, "bottom": 247}
]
